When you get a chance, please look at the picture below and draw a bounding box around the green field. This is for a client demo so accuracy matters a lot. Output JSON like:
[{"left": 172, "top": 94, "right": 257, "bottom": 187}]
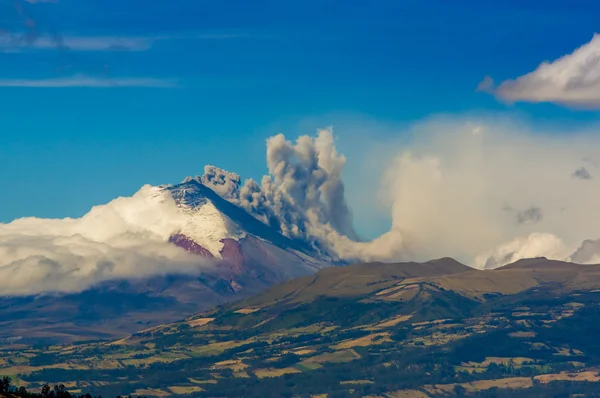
[{"left": 4, "top": 259, "right": 600, "bottom": 397}]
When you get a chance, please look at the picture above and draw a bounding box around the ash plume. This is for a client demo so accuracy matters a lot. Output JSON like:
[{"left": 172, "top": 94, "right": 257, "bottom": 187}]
[
  {"left": 198, "top": 128, "right": 361, "bottom": 258},
  {"left": 6, "top": 115, "right": 600, "bottom": 296},
  {"left": 200, "top": 117, "right": 600, "bottom": 269}
]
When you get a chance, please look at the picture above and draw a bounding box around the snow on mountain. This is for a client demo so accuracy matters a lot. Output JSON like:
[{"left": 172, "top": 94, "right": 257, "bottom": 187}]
[
  {"left": 0, "top": 175, "right": 330, "bottom": 342},
  {"left": 167, "top": 179, "right": 247, "bottom": 258},
  {"left": 0, "top": 128, "right": 367, "bottom": 297},
  {"left": 0, "top": 173, "right": 326, "bottom": 296},
  {"left": 166, "top": 176, "right": 318, "bottom": 258}
]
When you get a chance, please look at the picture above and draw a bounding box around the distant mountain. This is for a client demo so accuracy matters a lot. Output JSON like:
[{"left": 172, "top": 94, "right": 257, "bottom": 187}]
[
  {"left": 161, "top": 176, "right": 328, "bottom": 290},
  {"left": 0, "top": 177, "right": 328, "bottom": 345},
  {"left": 6, "top": 257, "right": 600, "bottom": 397},
  {"left": 165, "top": 176, "right": 318, "bottom": 260}
]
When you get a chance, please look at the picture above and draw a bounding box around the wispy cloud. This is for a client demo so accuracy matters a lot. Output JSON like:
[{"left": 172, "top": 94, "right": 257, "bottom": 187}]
[
  {"left": 0, "top": 75, "right": 177, "bottom": 88},
  {"left": 0, "top": 36, "right": 153, "bottom": 51},
  {"left": 0, "top": 32, "right": 260, "bottom": 52},
  {"left": 480, "top": 34, "right": 600, "bottom": 109}
]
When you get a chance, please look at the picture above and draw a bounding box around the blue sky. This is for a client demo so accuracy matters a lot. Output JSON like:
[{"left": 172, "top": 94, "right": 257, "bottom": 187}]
[{"left": 2, "top": 0, "right": 600, "bottom": 237}]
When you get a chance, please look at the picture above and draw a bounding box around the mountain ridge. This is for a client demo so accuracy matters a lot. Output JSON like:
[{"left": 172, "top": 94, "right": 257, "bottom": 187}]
[
  {"left": 0, "top": 177, "right": 328, "bottom": 345},
  {"left": 166, "top": 177, "right": 318, "bottom": 257},
  {"left": 5, "top": 257, "right": 600, "bottom": 397}
]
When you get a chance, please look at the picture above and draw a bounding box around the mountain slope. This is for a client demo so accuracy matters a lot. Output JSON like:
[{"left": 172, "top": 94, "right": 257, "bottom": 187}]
[
  {"left": 167, "top": 177, "right": 315, "bottom": 256},
  {"left": 6, "top": 258, "right": 600, "bottom": 397},
  {"left": 427, "top": 257, "right": 600, "bottom": 298},
  {"left": 238, "top": 257, "right": 471, "bottom": 308},
  {"left": 0, "top": 178, "right": 328, "bottom": 344}
]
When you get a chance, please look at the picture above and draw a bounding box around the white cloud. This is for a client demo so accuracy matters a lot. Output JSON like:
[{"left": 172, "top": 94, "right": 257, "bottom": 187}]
[
  {"left": 0, "top": 75, "right": 177, "bottom": 88},
  {"left": 483, "top": 34, "right": 600, "bottom": 108},
  {"left": 0, "top": 186, "right": 212, "bottom": 296},
  {"left": 0, "top": 33, "right": 259, "bottom": 52},
  {"left": 36, "top": 36, "right": 153, "bottom": 51},
  {"left": 8, "top": 116, "right": 600, "bottom": 295},
  {"left": 475, "top": 233, "right": 570, "bottom": 270},
  {"left": 367, "top": 116, "right": 600, "bottom": 267},
  {"left": 222, "top": 117, "right": 600, "bottom": 268}
]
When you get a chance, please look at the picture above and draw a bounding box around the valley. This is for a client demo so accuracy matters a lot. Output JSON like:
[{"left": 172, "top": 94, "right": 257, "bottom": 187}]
[{"left": 4, "top": 258, "right": 600, "bottom": 397}]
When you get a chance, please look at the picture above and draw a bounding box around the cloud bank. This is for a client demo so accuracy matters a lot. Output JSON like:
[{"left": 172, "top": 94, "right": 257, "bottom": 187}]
[
  {"left": 0, "top": 186, "right": 211, "bottom": 295},
  {"left": 364, "top": 117, "right": 600, "bottom": 267},
  {"left": 482, "top": 34, "right": 600, "bottom": 108},
  {"left": 361, "top": 118, "right": 600, "bottom": 267}
]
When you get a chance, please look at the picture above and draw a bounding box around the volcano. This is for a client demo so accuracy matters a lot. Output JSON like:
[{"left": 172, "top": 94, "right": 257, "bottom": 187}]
[{"left": 0, "top": 177, "right": 328, "bottom": 345}]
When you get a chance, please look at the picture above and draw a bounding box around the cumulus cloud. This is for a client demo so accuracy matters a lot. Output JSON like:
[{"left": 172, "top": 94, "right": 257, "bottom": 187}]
[
  {"left": 570, "top": 239, "right": 600, "bottom": 264},
  {"left": 475, "top": 233, "right": 571, "bottom": 270},
  {"left": 368, "top": 117, "right": 600, "bottom": 267},
  {"left": 483, "top": 34, "right": 600, "bottom": 108},
  {"left": 0, "top": 186, "right": 212, "bottom": 295}
]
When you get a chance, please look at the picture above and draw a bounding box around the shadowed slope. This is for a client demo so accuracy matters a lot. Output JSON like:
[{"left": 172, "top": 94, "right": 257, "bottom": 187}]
[
  {"left": 238, "top": 257, "right": 471, "bottom": 308},
  {"left": 428, "top": 257, "right": 600, "bottom": 298},
  {"left": 7, "top": 257, "right": 600, "bottom": 398}
]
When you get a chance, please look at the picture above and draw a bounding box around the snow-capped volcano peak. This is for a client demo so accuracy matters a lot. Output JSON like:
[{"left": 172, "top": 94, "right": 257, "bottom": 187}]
[
  {"left": 0, "top": 176, "right": 324, "bottom": 296},
  {"left": 163, "top": 177, "right": 314, "bottom": 259},
  {"left": 164, "top": 178, "right": 246, "bottom": 258}
]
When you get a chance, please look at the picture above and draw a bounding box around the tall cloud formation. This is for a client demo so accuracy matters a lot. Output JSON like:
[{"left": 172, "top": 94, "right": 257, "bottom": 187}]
[
  {"left": 6, "top": 117, "right": 600, "bottom": 295},
  {"left": 201, "top": 119, "right": 600, "bottom": 269},
  {"left": 201, "top": 128, "right": 361, "bottom": 247},
  {"left": 481, "top": 34, "right": 600, "bottom": 108},
  {"left": 0, "top": 186, "right": 211, "bottom": 296},
  {"left": 363, "top": 118, "right": 600, "bottom": 267},
  {"left": 367, "top": 117, "right": 600, "bottom": 267}
]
